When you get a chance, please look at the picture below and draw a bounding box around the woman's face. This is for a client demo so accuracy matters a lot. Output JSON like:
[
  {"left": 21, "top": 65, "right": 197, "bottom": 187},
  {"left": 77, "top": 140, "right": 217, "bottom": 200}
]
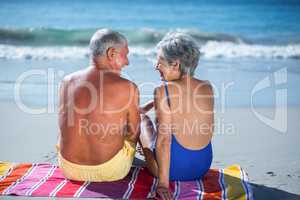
[{"left": 156, "top": 50, "right": 180, "bottom": 81}]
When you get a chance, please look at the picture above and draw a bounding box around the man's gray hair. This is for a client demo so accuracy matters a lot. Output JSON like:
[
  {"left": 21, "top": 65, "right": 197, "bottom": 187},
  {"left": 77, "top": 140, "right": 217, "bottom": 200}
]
[
  {"left": 157, "top": 32, "right": 200, "bottom": 76},
  {"left": 89, "top": 29, "right": 127, "bottom": 58}
]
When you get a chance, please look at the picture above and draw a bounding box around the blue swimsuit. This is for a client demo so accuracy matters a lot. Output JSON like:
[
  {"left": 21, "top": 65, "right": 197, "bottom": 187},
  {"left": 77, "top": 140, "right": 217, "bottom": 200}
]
[{"left": 161, "top": 81, "right": 213, "bottom": 181}]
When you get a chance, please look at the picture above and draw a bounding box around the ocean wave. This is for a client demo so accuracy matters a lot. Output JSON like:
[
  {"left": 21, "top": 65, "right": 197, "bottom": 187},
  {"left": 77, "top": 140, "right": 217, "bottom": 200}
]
[
  {"left": 0, "top": 44, "right": 156, "bottom": 60},
  {"left": 1, "top": 42, "right": 300, "bottom": 60},
  {"left": 200, "top": 41, "right": 300, "bottom": 59},
  {"left": 0, "top": 27, "right": 245, "bottom": 46},
  {"left": 0, "top": 45, "right": 89, "bottom": 60}
]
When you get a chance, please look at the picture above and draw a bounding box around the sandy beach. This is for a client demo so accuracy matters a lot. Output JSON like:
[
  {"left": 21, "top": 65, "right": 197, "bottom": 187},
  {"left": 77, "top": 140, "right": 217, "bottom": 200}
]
[{"left": 0, "top": 101, "right": 299, "bottom": 199}]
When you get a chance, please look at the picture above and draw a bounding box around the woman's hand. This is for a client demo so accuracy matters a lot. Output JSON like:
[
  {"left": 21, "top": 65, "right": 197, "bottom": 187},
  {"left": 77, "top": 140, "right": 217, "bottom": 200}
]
[{"left": 156, "top": 185, "right": 172, "bottom": 200}]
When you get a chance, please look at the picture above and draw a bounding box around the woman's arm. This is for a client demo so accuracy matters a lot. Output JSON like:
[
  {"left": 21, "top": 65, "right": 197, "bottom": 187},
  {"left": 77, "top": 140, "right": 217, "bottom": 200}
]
[{"left": 154, "top": 87, "right": 172, "bottom": 199}]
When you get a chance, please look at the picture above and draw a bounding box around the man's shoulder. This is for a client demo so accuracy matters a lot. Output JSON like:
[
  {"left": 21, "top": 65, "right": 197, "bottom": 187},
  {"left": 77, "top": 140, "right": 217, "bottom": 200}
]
[
  {"left": 62, "top": 69, "right": 86, "bottom": 84},
  {"left": 115, "top": 76, "right": 138, "bottom": 90}
]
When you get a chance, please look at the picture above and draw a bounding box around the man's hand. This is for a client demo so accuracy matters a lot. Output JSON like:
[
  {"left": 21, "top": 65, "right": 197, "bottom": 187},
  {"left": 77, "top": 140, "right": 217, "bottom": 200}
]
[{"left": 156, "top": 185, "right": 172, "bottom": 200}]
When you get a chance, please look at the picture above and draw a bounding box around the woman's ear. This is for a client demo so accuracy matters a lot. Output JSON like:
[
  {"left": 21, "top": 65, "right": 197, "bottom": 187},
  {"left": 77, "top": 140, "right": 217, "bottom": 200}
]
[
  {"left": 106, "top": 47, "right": 115, "bottom": 61},
  {"left": 172, "top": 59, "right": 180, "bottom": 71}
]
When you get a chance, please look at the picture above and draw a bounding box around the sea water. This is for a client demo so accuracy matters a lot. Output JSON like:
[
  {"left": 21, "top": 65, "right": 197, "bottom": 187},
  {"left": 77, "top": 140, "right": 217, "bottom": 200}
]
[{"left": 0, "top": 0, "right": 299, "bottom": 108}]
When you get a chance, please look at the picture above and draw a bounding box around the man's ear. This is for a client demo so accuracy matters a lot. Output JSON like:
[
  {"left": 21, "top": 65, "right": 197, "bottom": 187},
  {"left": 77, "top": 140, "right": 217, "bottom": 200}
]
[{"left": 106, "top": 47, "right": 116, "bottom": 61}]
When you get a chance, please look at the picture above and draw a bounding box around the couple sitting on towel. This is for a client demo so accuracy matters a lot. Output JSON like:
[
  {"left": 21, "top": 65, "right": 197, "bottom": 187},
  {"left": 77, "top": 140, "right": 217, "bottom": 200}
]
[{"left": 57, "top": 29, "right": 214, "bottom": 200}]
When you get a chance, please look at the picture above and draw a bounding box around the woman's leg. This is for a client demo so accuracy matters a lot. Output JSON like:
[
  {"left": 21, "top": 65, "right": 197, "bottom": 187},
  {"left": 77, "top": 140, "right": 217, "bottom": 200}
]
[{"left": 139, "top": 114, "right": 158, "bottom": 177}]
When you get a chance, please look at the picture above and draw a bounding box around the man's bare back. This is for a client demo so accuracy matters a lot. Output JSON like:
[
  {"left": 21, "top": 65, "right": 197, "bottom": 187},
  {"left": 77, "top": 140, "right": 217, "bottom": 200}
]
[
  {"left": 58, "top": 30, "right": 140, "bottom": 168},
  {"left": 59, "top": 67, "right": 139, "bottom": 165}
]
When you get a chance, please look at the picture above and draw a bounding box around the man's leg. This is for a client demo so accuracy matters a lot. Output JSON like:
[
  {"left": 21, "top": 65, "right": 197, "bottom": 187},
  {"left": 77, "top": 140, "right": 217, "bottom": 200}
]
[{"left": 139, "top": 114, "right": 158, "bottom": 177}]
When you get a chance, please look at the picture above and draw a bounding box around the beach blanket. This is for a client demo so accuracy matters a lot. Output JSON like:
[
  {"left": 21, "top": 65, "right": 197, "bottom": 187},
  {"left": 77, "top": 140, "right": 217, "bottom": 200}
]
[{"left": 0, "top": 162, "right": 252, "bottom": 199}]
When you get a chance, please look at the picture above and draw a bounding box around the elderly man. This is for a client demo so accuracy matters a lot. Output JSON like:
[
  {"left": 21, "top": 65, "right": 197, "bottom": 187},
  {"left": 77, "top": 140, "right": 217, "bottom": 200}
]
[{"left": 57, "top": 29, "right": 140, "bottom": 182}]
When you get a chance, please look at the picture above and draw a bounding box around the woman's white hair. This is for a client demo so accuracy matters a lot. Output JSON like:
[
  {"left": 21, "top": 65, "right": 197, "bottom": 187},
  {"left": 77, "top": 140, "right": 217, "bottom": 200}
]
[
  {"left": 157, "top": 32, "right": 200, "bottom": 76},
  {"left": 89, "top": 29, "right": 127, "bottom": 58}
]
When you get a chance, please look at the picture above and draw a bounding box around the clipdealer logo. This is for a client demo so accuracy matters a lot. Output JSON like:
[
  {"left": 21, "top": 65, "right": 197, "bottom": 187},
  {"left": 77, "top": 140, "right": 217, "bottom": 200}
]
[{"left": 251, "top": 68, "right": 287, "bottom": 133}]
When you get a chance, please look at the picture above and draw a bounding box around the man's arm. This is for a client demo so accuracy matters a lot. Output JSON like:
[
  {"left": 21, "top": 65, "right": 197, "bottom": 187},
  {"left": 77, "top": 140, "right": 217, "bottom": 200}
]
[
  {"left": 58, "top": 78, "right": 68, "bottom": 145},
  {"left": 126, "top": 83, "right": 141, "bottom": 143},
  {"left": 139, "top": 100, "right": 154, "bottom": 114}
]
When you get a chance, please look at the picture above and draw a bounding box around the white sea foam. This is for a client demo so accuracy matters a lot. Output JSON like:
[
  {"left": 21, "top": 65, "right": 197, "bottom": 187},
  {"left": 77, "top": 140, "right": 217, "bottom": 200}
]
[
  {"left": 0, "top": 43, "right": 300, "bottom": 60},
  {"left": 129, "top": 46, "right": 156, "bottom": 57},
  {"left": 200, "top": 41, "right": 300, "bottom": 59},
  {"left": 0, "top": 45, "right": 89, "bottom": 60}
]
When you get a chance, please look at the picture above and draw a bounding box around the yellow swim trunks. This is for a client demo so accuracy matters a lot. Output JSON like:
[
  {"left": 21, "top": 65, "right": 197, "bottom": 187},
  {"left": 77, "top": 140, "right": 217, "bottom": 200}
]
[{"left": 57, "top": 140, "right": 136, "bottom": 182}]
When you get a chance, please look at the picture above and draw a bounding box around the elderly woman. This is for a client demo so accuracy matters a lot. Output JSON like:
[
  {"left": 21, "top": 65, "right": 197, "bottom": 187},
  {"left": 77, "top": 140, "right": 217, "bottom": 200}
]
[{"left": 139, "top": 32, "right": 214, "bottom": 200}]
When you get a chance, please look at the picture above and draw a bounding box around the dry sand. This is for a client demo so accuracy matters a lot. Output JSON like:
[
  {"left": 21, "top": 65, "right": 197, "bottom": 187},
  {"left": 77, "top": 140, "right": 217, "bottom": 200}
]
[{"left": 0, "top": 101, "right": 299, "bottom": 199}]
